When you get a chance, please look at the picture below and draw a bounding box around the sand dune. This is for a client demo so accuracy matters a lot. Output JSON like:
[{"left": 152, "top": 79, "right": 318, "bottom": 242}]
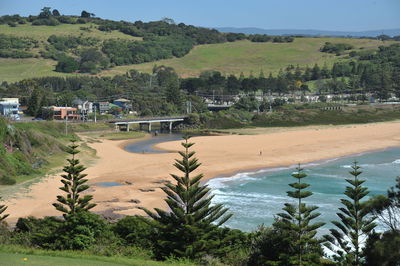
[{"left": 4, "top": 121, "right": 400, "bottom": 223}]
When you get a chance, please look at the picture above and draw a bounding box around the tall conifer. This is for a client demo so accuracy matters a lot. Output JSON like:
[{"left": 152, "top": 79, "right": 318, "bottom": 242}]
[
  {"left": 274, "top": 164, "right": 325, "bottom": 265},
  {"left": 324, "top": 161, "right": 376, "bottom": 265},
  {"left": 53, "top": 140, "right": 96, "bottom": 218},
  {"left": 140, "top": 135, "right": 232, "bottom": 260}
]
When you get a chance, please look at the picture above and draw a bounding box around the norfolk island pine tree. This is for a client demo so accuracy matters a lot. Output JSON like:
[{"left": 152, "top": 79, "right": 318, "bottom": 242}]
[
  {"left": 139, "top": 135, "right": 233, "bottom": 260},
  {"left": 324, "top": 161, "right": 376, "bottom": 265},
  {"left": 53, "top": 139, "right": 96, "bottom": 218},
  {"left": 273, "top": 164, "right": 325, "bottom": 266}
]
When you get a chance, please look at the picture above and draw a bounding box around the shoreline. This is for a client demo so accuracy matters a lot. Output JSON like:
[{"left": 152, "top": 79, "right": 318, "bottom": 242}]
[
  {"left": 206, "top": 145, "right": 400, "bottom": 188},
  {"left": 4, "top": 121, "right": 400, "bottom": 223},
  {"left": 208, "top": 146, "right": 393, "bottom": 181}
]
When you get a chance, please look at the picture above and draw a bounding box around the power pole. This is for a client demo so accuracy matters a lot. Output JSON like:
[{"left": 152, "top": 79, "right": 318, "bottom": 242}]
[
  {"left": 212, "top": 90, "right": 215, "bottom": 104},
  {"left": 269, "top": 90, "right": 273, "bottom": 113},
  {"left": 65, "top": 115, "right": 68, "bottom": 135},
  {"left": 64, "top": 105, "right": 68, "bottom": 135},
  {"left": 94, "top": 105, "right": 97, "bottom": 123}
]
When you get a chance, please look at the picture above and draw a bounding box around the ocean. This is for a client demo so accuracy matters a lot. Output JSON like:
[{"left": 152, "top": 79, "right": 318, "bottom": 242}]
[{"left": 207, "top": 147, "right": 400, "bottom": 234}]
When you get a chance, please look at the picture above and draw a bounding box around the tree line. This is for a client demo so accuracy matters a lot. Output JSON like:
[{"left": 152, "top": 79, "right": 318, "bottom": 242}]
[
  {"left": 1, "top": 43, "right": 399, "bottom": 121},
  {"left": 1, "top": 136, "right": 399, "bottom": 265}
]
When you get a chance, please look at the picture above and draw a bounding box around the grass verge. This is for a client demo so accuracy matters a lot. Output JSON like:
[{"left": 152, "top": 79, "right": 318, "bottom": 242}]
[{"left": 0, "top": 245, "right": 194, "bottom": 266}]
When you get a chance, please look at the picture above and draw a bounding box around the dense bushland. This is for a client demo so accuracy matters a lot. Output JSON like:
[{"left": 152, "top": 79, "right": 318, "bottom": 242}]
[{"left": 0, "top": 118, "right": 69, "bottom": 185}]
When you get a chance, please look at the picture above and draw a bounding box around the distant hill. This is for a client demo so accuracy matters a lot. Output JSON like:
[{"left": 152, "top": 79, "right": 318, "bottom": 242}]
[
  {"left": 214, "top": 27, "right": 400, "bottom": 37},
  {"left": 102, "top": 38, "right": 393, "bottom": 78},
  {"left": 0, "top": 11, "right": 396, "bottom": 82}
]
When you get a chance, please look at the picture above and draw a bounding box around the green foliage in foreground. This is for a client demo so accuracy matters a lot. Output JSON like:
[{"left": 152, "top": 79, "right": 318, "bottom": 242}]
[
  {"left": 364, "top": 230, "right": 400, "bottom": 266},
  {"left": 274, "top": 165, "right": 325, "bottom": 265},
  {"left": 324, "top": 162, "right": 376, "bottom": 265},
  {"left": 53, "top": 140, "right": 96, "bottom": 218},
  {"left": 140, "top": 135, "right": 233, "bottom": 260},
  {"left": 0, "top": 245, "right": 194, "bottom": 266}
]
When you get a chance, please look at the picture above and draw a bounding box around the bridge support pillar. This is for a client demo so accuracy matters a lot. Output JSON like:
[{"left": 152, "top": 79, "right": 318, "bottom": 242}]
[
  {"left": 127, "top": 123, "right": 130, "bottom": 132},
  {"left": 139, "top": 123, "right": 151, "bottom": 132},
  {"left": 160, "top": 122, "right": 173, "bottom": 133}
]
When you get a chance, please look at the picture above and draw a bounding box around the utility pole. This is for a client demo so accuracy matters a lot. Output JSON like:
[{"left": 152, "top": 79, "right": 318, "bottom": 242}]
[
  {"left": 64, "top": 105, "right": 68, "bottom": 135},
  {"left": 212, "top": 90, "right": 215, "bottom": 104},
  {"left": 65, "top": 115, "right": 68, "bottom": 135},
  {"left": 94, "top": 105, "right": 97, "bottom": 123},
  {"left": 269, "top": 89, "right": 273, "bottom": 113},
  {"left": 186, "top": 100, "right": 192, "bottom": 114}
]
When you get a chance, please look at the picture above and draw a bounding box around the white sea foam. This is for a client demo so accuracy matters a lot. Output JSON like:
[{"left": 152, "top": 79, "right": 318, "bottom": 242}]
[
  {"left": 392, "top": 159, "right": 400, "bottom": 164},
  {"left": 341, "top": 163, "right": 383, "bottom": 169},
  {"left": 206, "top": 172, "right": 258, "bottom": 189},
  {"left": 211, "top": 189, "right": 287, "bottom": 201},
  {"left": 314, "top": 173, "right": 343, "bottom": 179}
]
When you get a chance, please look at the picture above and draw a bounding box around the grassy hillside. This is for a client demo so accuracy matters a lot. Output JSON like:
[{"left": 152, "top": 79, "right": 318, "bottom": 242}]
[
  {"left": 0, "top": 119, "right": 113, "bottom": 186},
  {"left": 0, "top": 20, "right": 394, "bottom": 82},
  {"left": 101, "top": 38, "right": 392, "bottom": 77},
  {"left": 0, "top": 22, "right": 141, "bottom": 82},
  {"left": 0, "top": 58, "right": 79, "bottom": 82},
  {"left": 0, "top": 23, "right": 141, "bottom": 41}
]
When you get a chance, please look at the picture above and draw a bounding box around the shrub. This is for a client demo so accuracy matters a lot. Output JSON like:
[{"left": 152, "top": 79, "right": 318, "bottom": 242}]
[
  {"left": 112, "top": 216, "right": 154, "bottom": 248},
  {"left": 55, "top": 56, "right": 79, "bottom": 73},
  {"left": 32, "top": 17, "right": 60, "bottom": 26}
]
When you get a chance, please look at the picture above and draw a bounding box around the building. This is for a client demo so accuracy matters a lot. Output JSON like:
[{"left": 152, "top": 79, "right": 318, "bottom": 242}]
[
  {"left": 94, "top": 102, "right": 110, "bottom": 114},
  {"left": 113, "top": 98, "right": 131, "bottom": 111},
  {"left": 0, "top": 98, "right": 20, "bottom": 120},
  {"left": 46, "top": 106, "right": 80, "bottom": 120},
  {"left": 73, "top": 99, "right": 94, "bottom": 114},
  {"left": 73, "top": 99, "right": 94, "bottom": 120}
]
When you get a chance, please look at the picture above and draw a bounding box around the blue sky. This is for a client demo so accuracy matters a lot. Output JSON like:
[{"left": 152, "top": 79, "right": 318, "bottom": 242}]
[{"left": 1, "top": 0, "right": 399, "bottom": 31}]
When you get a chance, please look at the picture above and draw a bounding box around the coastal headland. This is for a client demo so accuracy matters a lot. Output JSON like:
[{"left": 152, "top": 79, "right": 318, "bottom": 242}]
[{"left": 4, "top": 121, "right": 400, "bottom": 223}]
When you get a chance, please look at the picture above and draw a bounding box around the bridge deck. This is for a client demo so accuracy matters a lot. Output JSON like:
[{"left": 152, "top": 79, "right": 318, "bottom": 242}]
[{"left": 110, "top": 116, "right": 186, "bottom": 125}]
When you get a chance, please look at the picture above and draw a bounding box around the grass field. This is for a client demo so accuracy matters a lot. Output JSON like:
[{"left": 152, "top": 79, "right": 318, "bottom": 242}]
[
  {"left": 0, "top": 23, "right": 140, "bottom": 41},
  {"left": 0, "top": 23, "right": 141, "bottom": 82},
  {"left": 0, "top": 246, "right": 194, "bottom": 266},
  {"left": 0, "top": 58, "right": 81, "bottom": 82},
  {"left": 0, "top": 34, "right": 393, "bottom": 82},
  {"left": 100, "top": 38, "right": 392, "bottom": 77}
]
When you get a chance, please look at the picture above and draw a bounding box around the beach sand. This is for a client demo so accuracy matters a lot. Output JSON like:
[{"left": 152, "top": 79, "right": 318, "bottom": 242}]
[{"left": 4, "top": 121, "right": 400, "bottom": 223}]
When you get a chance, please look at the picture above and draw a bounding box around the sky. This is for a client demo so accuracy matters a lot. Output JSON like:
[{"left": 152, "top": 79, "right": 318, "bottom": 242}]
[{"left": 1, "top": 0, "right": 399, "bottom": 31}]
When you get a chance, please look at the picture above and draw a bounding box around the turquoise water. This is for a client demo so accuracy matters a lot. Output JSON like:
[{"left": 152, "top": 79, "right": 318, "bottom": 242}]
[
  {"left": 207, "top": 147, "right": 400, "bottom": 234},
  {"left": 95, "top": 182, "right": 124, "bottom": 187},
  {"left": 124, "top": 134, "right": 183, "bottom": 154}
]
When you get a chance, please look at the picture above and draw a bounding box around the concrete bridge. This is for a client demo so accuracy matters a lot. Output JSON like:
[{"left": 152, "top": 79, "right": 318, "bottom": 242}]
[{"left": 110, "top": 116, "right": 187, "bottom": 132}]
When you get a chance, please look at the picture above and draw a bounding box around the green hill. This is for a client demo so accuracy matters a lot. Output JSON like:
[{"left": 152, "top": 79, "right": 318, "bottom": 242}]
[
  {"left": 0, "top": 18, "right": 394, "bottom": 82},
  {"left": 0, "top": 23, "right": 141, "bottom": 41},
  {"left": 101, "top": 38, "right": 391, "bottom": 77}
]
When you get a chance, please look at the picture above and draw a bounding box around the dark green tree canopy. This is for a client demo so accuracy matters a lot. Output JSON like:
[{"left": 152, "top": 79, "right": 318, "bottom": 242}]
[
  {"left": 273, "top": 165, "right": 325, "bottom": 265},
  {"left": 53, "top": 140, "right": 96, "bottom": 219},
  {"left": 324, "top": 161, "right": 376, "bottom": 265},
  {"left": 140, "top": 135, "right": 232, "bottom": 259}
]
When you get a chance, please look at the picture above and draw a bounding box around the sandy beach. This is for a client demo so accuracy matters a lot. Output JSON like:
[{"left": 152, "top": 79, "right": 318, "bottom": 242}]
[{"left": 4, "top": 121, "right": 400, "bottom": 223}]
